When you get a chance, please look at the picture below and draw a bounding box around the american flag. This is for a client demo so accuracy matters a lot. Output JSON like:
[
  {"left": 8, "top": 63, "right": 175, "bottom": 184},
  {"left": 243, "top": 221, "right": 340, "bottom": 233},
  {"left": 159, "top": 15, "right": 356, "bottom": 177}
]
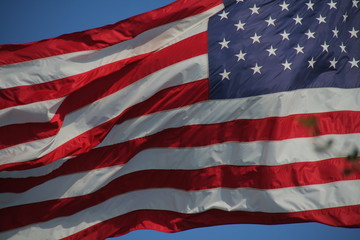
[{"left": 0, "top": 0, "right": 359, "bottom": 239}]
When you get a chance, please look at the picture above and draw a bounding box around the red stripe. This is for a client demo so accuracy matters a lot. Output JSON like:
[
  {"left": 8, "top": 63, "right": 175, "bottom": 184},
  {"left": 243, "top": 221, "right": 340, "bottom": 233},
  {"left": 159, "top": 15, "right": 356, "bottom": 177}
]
[
  {"left": 0, "top": 32, "right": 208, "bottom": 149},
  {"left": 63, "top": 206, "right": 360, "bottom": 240},
  {"left": 0, "top": 115, "right": 61, "bottom": 150},
  {"left": 0, "top": 0, "right": 221, "bottom": 65},
  {"left": 1, "top": 110, "right": 360, "bottom": 172},
  {"left": 1, "top": 159, "right": 359, "bottom": 231}
]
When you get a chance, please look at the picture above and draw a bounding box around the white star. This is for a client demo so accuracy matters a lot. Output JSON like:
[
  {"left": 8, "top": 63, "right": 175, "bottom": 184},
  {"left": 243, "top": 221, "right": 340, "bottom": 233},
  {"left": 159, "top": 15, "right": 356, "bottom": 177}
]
[
  {"left": 343, "top": 12, "right": 348, "bottom": 22},
  {"left": 321, "top": 41, "right": 330, "bottom": 52},
  {"left": 349, "top": 27, "right": 359, "bottom": 38},
  {"left": 316, "top": 15, "right": 326, "bottom": 24},
  {"left": 265, "top": 16, "right": 276, "bottom": 26},
  {"left": 353, "top": 0, "right": 359, "bottom": 8},
  {"left": 219, "top": 69, "right": 231, "bottom": 80},
  {"left": 236, "top": 0, "right": 245, "bottom": 3},
  {"left": 329, "top": 58, "right": 338, "bottom": 69},
  {"left": 219, "top": 38, "right": 230, "bottom": 49},
  {"left": 282, "top": 60, "right": 292, "bottom": 70},
  {"left": 279, "top": 1, "right": 290, "bottom": 11},
  {"left": 235, "top": 50, "right": 247, "bottom": 61},
  {"left": 266, "top": 45, "right": 277, "bottom": 56},
  {"left": 293, "top": 15, "right": 303, "bottom": 25},
  {"left": 218, "top": 11, "right": 229, "bottom": 20},
  {"left": 250, "top": 33, "right": 261, "bottom": 43},
  {"left": 308, "top": 57, "right": 316, "bottom": 68},
  {"left": 306, "top": 0, "right": 314, "bottom": 10},
  {"left": 332, "top": 27, "right": 339, "bottom": 38},
  {"left": 280, "top": 30, "right": 290, "bottom": 40},
  {"left": 339, "top": 43, "right": 347, "bottom": 53},
  {"left": 251, "top": 63, "right": 262, "bottom": 75},
  {"left": 349, "top": 58, "right": 359, "bottom": 68},
  {"left": 327, "top": 0, "right": 337, "bottom": 9},
  {"left": 249, "top": 4, "right": 260, "bottom": 15},
  {"left": 305, "top": 29, "right": 315, "bottom": 39},
  {"left": 294, "top": 44, "right": 304, "bottom": 54},
  {"left": 234, "top": 20, "right": 246, "bottom": 31}
]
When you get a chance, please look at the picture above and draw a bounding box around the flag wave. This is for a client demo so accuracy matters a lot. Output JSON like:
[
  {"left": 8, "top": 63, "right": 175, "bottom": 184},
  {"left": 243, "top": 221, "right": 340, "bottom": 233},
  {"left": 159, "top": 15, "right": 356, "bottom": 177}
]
[{"left": 0, "top": 0, "right": 359, "bottom": 239}]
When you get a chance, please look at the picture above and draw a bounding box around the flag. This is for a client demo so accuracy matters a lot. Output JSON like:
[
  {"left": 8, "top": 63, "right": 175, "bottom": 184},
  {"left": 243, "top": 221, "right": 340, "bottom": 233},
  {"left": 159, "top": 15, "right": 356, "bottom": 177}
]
[{"left": 0, "top": 0, "right": 360, "bottom": 239}]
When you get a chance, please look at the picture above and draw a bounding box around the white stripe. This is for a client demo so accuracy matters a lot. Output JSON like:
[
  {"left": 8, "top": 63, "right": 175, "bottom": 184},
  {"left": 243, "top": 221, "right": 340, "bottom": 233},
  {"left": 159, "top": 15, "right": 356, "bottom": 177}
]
[
  {"left": 99, "top": 87, "right": 360, "bottom": 147},
  {"left": 1, "top": 133, "right": 359, "bottom": 208},
  {"left": 0, "top": 6, "right": 217, "bottom": 89},
  {"left": 0, "top": 137, "right": 51, "bottom": 165},
  {"left": 0, "top": 157, "right": 70, "bottom": 178},
  {"left": 0, "top": 54, "right": 208, "bottom": 165},
  {"left": 3, "top": 132, "right": 356, "bottom": 179},
  {"left": 2, "top": 180, "right": 359, "bottom": 240},
  {"left": 0, "top": 165, "right": 123, "bottom": 209},
  {"left": 0, "top": 98, "right": 64, "bottom": 127},
  {"left": 0, "top": 49, "right": 93, "bottom": 88}
]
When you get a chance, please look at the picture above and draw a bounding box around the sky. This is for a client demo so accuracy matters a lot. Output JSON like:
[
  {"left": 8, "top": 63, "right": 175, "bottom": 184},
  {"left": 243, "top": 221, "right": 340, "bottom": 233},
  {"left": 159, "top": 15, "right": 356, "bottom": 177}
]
[{"left": 0, "top": 0, "right": 359, "bottom": 239}]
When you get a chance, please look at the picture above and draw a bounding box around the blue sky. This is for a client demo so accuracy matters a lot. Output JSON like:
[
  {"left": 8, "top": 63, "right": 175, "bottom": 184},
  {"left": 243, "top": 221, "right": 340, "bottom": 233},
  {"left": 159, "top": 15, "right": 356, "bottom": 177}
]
[{"left": 0, "top": 0, "right": 359, "bottom": 239}]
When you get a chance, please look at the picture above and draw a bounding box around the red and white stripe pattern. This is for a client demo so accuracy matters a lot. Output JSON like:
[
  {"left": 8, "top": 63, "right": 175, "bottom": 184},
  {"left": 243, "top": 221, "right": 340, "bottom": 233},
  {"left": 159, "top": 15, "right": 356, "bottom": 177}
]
[{"left": 0, "top": 0, "right": 359, "bottom": 239}]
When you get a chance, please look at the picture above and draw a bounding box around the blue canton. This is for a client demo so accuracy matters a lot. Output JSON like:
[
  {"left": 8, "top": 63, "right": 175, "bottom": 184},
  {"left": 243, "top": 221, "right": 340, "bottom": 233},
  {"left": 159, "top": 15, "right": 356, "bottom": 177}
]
[{"left": 208, "top": 0, "right": 360, "bottom": 99}]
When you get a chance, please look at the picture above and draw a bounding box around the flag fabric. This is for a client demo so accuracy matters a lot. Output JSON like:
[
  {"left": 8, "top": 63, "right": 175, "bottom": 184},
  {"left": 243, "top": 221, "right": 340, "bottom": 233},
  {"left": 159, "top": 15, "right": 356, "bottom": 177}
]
[{"left": 0, "top": 0, "right": 360, "bottom": 239}]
